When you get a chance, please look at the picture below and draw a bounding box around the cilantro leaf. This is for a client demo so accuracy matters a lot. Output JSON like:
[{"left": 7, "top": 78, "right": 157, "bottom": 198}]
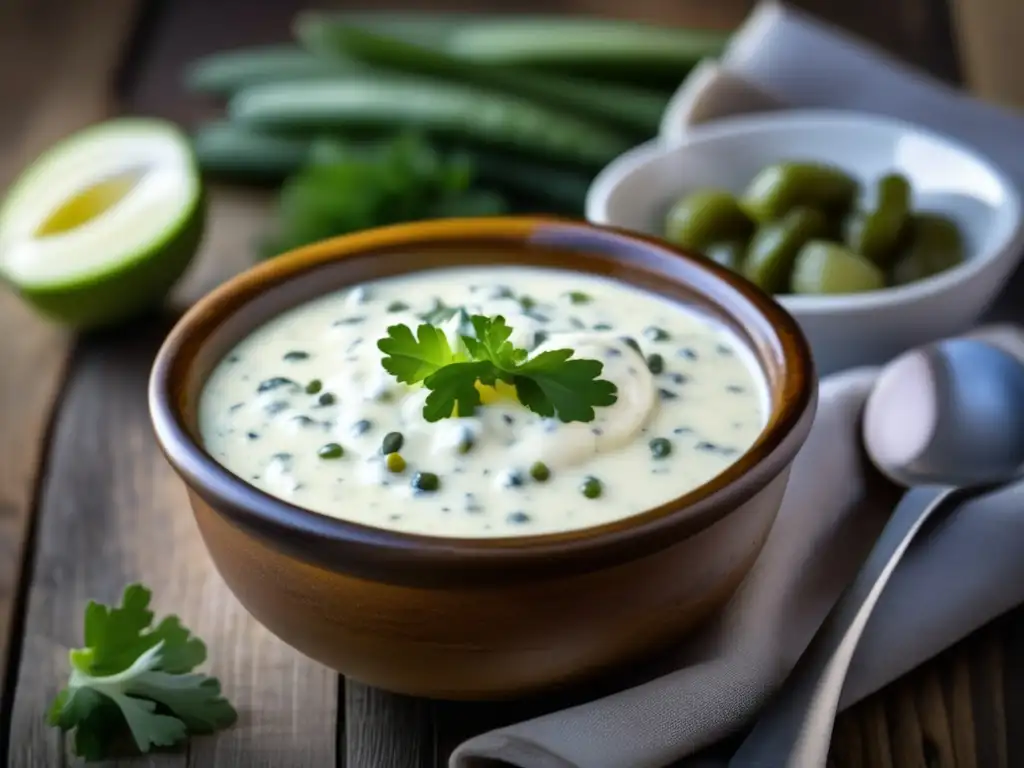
[
  {"left": 513, "top": 351, "right": 619, "bottom": 422},
  {"left": 421, "top": 361, "right": 493, "bottom": 421},
  {"left": 378, "top": 323, "right": 460, "bottom": 384},
  {"left": 48, "top": 584, "right": 236, "bottom": 761},
  {"left": 378, "top": 314, "right": 619, "bottom": 423},
  {"left": 462, "top": 315, "right": 527, "bottom": 369}
]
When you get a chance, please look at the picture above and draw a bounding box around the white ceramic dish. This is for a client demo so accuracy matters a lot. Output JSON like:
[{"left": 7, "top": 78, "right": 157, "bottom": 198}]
[{"left": 586, "top": 110, "right": 1024, "bottom": 374}]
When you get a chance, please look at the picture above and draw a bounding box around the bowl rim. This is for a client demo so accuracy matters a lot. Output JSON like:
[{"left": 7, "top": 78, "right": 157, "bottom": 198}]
[
  {"left": 585, "top": 108, "right": 1024, "bottom": 315},
  {"left": 149, "top": 216, "right": 817, "bottom": 585}
]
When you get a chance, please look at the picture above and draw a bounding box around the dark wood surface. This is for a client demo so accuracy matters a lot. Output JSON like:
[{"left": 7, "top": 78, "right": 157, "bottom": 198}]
[{"left": 2, "top": 0, "right": 1023, "bottom": 766}]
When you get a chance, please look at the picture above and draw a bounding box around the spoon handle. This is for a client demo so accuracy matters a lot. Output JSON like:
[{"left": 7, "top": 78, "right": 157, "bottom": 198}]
[{"left": 728, "top": 484, "right": 965, "bottom": 768}]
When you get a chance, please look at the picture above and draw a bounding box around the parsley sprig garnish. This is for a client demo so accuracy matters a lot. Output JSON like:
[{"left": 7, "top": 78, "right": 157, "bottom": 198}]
[
  {"left": 378, "top": 314, "right": 618, "bottom": 423},
  {"left": 47, "top": 584, "right": 236, "bottom": 760}
]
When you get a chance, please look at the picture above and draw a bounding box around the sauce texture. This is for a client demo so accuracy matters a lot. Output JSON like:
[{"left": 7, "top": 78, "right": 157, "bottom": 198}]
[{"left": 198, "top": 266, "right": 767, "bottom": 538}]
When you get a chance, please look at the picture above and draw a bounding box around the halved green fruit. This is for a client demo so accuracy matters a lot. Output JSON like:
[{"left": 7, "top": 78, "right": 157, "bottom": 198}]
[{"left": 0, "top": 118, "right": 205, "bottom": 329}]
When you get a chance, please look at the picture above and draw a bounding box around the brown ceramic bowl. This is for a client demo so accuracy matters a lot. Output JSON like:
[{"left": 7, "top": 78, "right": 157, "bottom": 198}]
[{"left": 149, "top": 216, "right": 817, "bottom": 700}]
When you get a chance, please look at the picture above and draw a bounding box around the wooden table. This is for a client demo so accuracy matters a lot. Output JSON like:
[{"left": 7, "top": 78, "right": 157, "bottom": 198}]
[{"left": 2, "top": 1, "right": 1023, "bottom": 766}]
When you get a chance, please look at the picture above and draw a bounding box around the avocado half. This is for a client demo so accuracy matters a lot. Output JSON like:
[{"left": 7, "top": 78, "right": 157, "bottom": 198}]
[{"left": 0, "top": 118, "right": 206, "bottom": 329}]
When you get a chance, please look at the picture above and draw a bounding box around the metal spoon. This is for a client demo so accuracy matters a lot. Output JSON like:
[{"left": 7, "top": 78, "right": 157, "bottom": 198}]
[{"left": 728, "top": 338, "right": 1024, "bottom": 768}]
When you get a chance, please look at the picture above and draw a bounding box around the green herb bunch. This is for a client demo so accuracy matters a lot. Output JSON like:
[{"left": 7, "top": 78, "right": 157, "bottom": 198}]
[{"left": 261, "top": 133, "right": 507, "bottom": 258}]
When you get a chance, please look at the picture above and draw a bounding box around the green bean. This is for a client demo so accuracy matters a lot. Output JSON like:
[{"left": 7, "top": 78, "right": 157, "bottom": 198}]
[
  {"left": 192, "top": 122, "right": 312, "bottom": 182},
  {"left": 229, "top": 76, "right": 633, "bottom": 167},
  {"left": 444, "top": 19, "right": 729, "bottom": 86},
  {"left": 664, "top": 189, "right": 755, "bottom": 251},
  {"left": 889, "top": 213, "right": 965, "bottom": 285},
  {"left": 743, "top": 208, "right": 828, "bottom": 294},
  {"left": 703, "top": 240, "right": 747, "bottom": 271},
  {"left": 791, "top": 241, "right": 886, "bottom": 295},
  {"left": 184, "top": 46, "right": 360, "bottom": 96},
  {"left": 297, "top": 12, "right": 728, "bottom": 88},
  {"left": 741, "top": 162, "right": 859, "bottom": 223},
  {"left": 846, "top": 174, "right": 912, "bottom": 266},
  {"left": 295, "top": 24, "right": 669, "bottom": 135}
]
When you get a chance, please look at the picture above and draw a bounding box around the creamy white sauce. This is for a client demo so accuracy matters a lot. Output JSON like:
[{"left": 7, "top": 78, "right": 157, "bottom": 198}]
[{"left": 198, "top": 267, "right": 768, "bottom": 538}]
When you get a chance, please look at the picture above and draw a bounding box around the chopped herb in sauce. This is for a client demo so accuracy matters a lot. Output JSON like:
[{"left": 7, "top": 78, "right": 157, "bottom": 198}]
[
  {"left": 593, "top": 322, "right": 613, "bottom": 331},
  {"left": 332, "top": 316, "right": 366, "bottom": 326},
  {"left": 265, "top": 400, "right": 289, "bottom": 415},
  {"left": 385, "top": 453, "right": 406, "bottom": 473},
  {"left": 507, "top": 511, "right": 532, "bottom": 524},
  {"left": 566, "top": 291, "right": 591, "bottom": 305},
  {"left": 502, "top": 470, "right": 525, "bottom": 488},
  {"left": 644, "top": 326, "right": 670, "bottom": 342},
  {"left": 658, "top": 388, "right": 678, "bottom": 400},
  {"left": 318, "top": 392, "right": 336, "bottom": 406},
  {"left": 381, "top": 432, "right": 404, "bottom": 454},
  {"left": 412, "top": 472, "right": 440, "bottom": 492},
  {"left": 621, "top": 337, "right": 642, "bottom": 355},
  {"left": 283, "top": 350, "right": 310, "bottom": 361},
  {"left": 305, "top": 379, "right": 323, "bottom": 394},
  {"left": 649, "top": 438, "right": 672, "bottom": 459},
  {"left": 257, "top": 377, "right": 297, "bottom": 393},
  {"left": 646, "top": 353, "right": 664, "bottom": 374},
  {"left": 581, "top": 476, "right": 603, "bottom": 499},
  {"left": 387, "top": 301, "right": 410, "bottom": 312},
  {"left": 456, "top": 430, "right": 475, "bottom": 454},
  {"left": 530, "top": 462, "right": 551, "bottom": 482},
  {"left": 318, "top": 443, "right": 344, "bottom": 459},
  {"left": 352, "top": 419, "right": 372, "bottom": 435}
]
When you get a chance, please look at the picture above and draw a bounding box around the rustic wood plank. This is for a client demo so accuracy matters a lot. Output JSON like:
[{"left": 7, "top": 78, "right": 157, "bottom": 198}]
[
  {"left": 969, "top": 627, "right": 1008, "bottom": 768},
  {"left": 5, "top": 184, "right": 340, "bottom": 767},
  {"left": 913, "top": 669, "right": 956, "bottom": 767},
  {"left": 886, "top": 680, "right": 928, "bottom": 768},
  {"left": 999, "top": 608, "right": 1024, "bottom": 767},
  {"left": 0, "top": 0, "right": 141, "bottom": 758},
  {"left": 951, "top": 0, "right": 1024, "bottom": 106},
  {"left": 344, "top": 683, "right": 434, "bottom": 768},
  {"left": 944, "top": 652, "right": 979, "bottom": 768}
]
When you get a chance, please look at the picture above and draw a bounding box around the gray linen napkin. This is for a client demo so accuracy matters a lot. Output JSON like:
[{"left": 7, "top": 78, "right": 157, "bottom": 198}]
[
  {"left": 452, "top": 325, "right": 1024, "bottom": 768},
  {"left": 450, "top": 5, "right": 1024, "bottom": 765}
]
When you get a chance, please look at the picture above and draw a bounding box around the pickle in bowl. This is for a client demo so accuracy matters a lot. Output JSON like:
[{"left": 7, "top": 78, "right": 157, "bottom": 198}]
[{"left": 661, "top": 162, "right": 966, "bottom": 298}]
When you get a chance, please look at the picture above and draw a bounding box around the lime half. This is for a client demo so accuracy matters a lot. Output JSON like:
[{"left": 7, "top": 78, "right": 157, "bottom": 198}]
[{"left": 0, "top": 118, "right": 205, "bottom": 329}]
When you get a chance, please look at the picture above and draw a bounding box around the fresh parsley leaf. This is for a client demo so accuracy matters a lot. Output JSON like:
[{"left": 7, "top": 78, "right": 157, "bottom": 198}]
[
  {"left": 513, "top": 350, "right": 619, "bottom": 422},
  {"left": 422, "top": 361, "right": 493, "bottom": 421},
  {"left": 70, "top": 584, "right": 205, "bottom": 677},
  {"left": 378, "top": 314, "right": 618, "bottom": 422},
  {"left": 48, "top": 584, "right": 236, "bottom": 761},
  {"left": 378, "top": 323, "right": 460, "bottom": 384},
  {"left": 461, "top": 315, "right": 527, "bottom": 369}
]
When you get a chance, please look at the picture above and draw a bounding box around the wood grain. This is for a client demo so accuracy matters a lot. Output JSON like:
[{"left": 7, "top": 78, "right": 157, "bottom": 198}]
[
  {"left": 951, "top": 0, "right": 1024, "bottom": 106},
  {"left": 344, "top": 684, "right": 434, "bottom": 768},
  {"left": 6, "top": 0, "right": 1024, "bottom": 766},
  {"left": 0, "top": 0, "right": 141, "bottom": 753},
  {"left": 5, "top": 183, "right": 339, "bottom": 767}
]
